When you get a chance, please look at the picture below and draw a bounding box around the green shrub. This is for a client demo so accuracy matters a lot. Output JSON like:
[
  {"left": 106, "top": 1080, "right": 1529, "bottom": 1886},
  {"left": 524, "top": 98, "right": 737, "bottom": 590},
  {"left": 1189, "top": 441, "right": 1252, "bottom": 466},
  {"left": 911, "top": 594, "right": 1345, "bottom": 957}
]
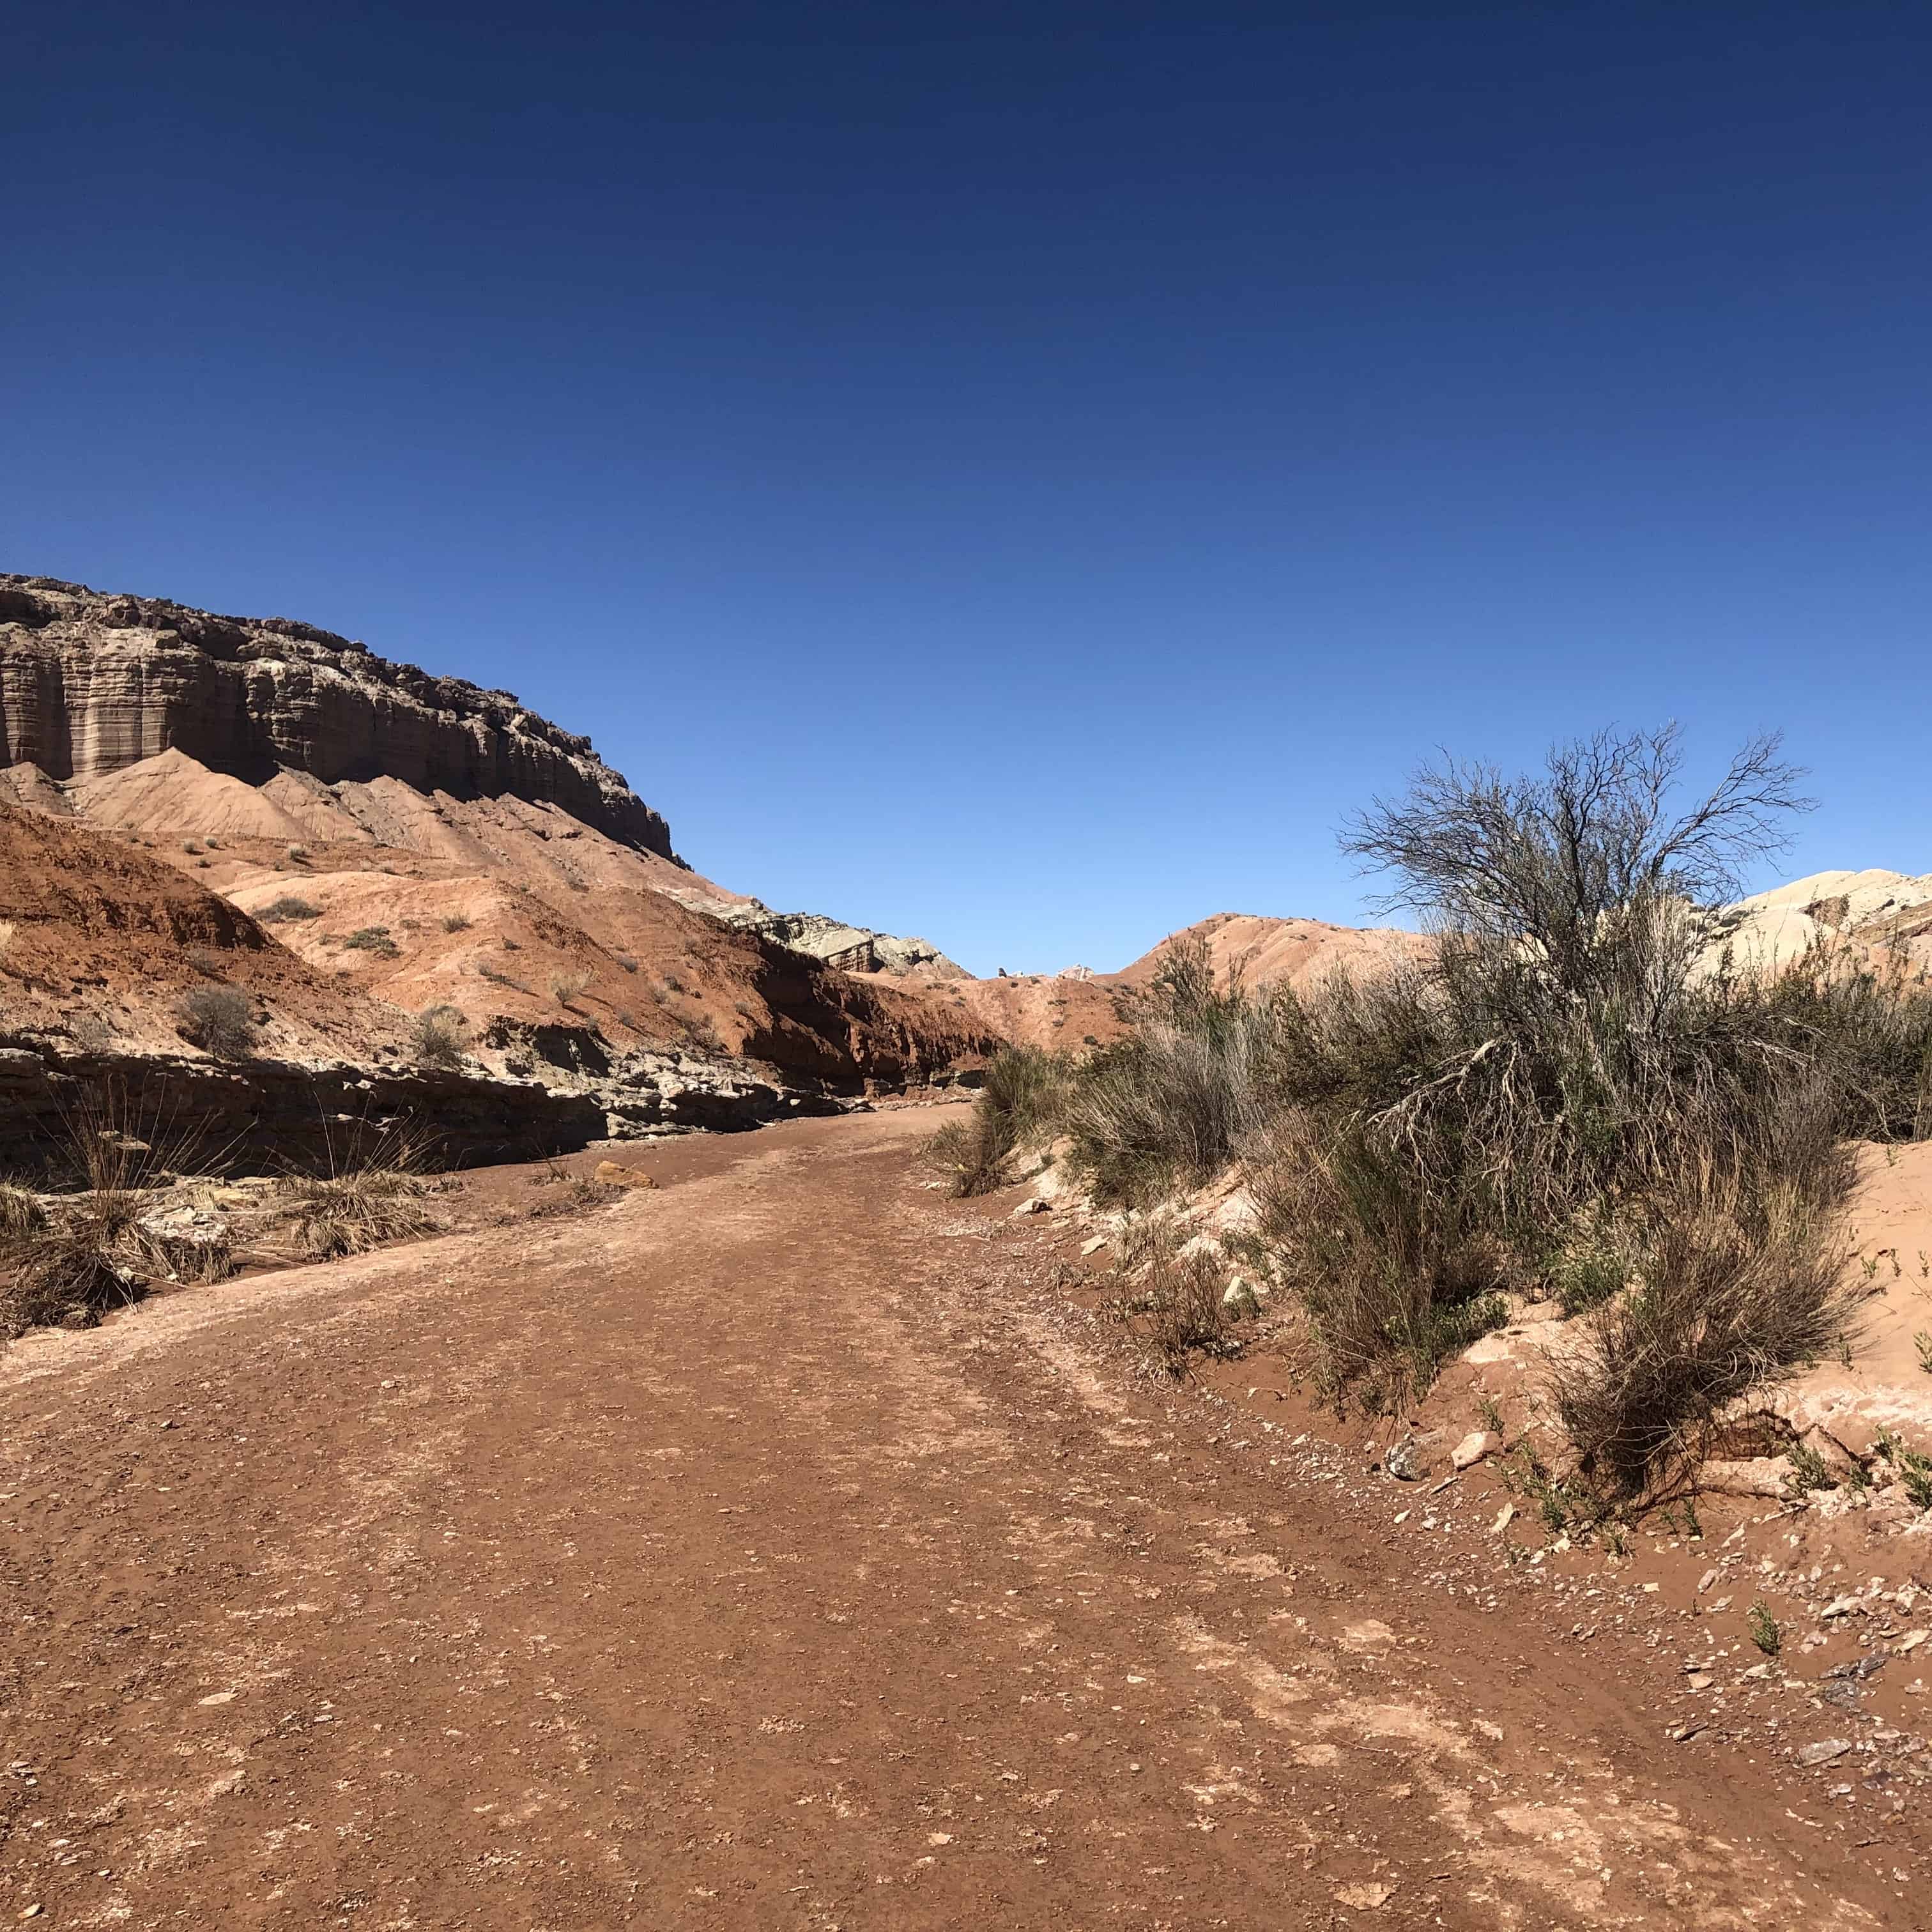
[
  {"left": 924, "top": 1046, "right": 1070, "bottom": 1197},
  {"left": 342, "top": 926, "right": 400, "bottom": 958}
]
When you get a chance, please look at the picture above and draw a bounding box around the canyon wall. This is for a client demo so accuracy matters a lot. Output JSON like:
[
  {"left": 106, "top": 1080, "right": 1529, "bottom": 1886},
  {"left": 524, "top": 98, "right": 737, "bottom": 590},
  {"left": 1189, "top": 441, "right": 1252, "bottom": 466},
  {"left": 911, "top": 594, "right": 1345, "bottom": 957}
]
[{"left": 0, "top": 576, "right": 672, "bottom": 855}]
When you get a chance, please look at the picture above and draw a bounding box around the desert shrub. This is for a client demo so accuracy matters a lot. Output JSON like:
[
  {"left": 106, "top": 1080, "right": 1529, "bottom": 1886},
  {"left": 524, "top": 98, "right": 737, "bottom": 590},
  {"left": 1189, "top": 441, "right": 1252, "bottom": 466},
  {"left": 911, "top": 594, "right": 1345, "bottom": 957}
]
[
  {"left": 178, "top": 985, "right": 259, "bottom": 1060},
  {"left": 1246, "top": 1111, "right": 1506, "bottom": 1411},
  {"left": 0, "top": 919, "right": 16, "bottom": 963},
  {"left": 412, "top": 1004, "right": 469, "bottom": 1069},
  {"left": 615, "top": 954, "right": 639, "bottom": 974},
  {"left": 924, "top": 1046, "right": 1069, "bottom": 1197},
  {"left": 1062, "top": 936, "right": 1289, "bottom": 1203},
  {"left": 441, "top": 912, "right": 473, "bottom": 933},
  {"left": 550, "top": 969, "right": 592, "bottom": 1008},
  {"left": 477, "top": 961, "right": 529, "bottom": 992},
  {"left": 1211, "top": 728, "right": 1924, "bottom": 1455},
  {"left": 259, "top": 896, "right": 322, "bottom": 923},
  {"left": 342, "top": 926, "right": 400, "bottom": 958},
  {"left": 1551, "top": 1165, "right": 1861, "bottom": 1496},
  {"left": 286, "top": 843, "right": 310, "bottom": 863}
]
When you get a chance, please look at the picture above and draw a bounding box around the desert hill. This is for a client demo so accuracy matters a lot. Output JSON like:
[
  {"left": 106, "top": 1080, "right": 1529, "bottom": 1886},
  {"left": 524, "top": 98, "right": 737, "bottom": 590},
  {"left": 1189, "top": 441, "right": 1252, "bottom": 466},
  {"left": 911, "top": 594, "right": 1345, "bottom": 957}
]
[{"left": 1, "top": 579, "right": 1007, "bottom": 1110}]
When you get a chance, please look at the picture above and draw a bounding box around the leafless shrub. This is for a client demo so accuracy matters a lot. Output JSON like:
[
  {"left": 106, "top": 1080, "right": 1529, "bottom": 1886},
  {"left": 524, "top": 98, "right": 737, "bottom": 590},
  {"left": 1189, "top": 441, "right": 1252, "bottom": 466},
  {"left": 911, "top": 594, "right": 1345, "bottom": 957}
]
[
  {"left": 615, "top": 954, "right": 639, "bottom": 974},
  {"left": 178, "top": 985, "right": 259, "bottom": 1060},
  {"left": 285, "top": 844, "right": 310, "bottom": 864},
  {"left": 0, "top": 919, "right": 16, "bottom": 965},
  {"left": 342, "top": 926, "right": 400, "bottom": 958},
  {"left": 441, "top": 912, "right": 473, "bottom": 933}
]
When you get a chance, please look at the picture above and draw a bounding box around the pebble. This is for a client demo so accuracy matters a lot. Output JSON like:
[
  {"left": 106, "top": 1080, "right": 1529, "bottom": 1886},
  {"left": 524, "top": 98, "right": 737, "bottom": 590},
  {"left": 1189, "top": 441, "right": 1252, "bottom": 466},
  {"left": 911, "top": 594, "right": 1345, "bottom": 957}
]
[{"left": 1797, "top": 1738, "right": 1853, "bottom": 1767}]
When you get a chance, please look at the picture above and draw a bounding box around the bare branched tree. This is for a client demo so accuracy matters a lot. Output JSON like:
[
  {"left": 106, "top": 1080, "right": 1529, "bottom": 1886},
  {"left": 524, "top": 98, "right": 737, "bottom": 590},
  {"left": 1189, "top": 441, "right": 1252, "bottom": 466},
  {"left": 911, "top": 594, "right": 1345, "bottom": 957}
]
[{"left": 1340, "top": 726, "right": 1813, "bottom": 1000}]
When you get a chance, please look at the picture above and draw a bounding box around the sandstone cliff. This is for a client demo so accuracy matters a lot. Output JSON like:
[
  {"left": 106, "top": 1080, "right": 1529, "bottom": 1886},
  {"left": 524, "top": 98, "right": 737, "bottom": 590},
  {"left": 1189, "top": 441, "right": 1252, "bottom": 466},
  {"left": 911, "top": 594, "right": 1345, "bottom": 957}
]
[{"left": 0, "top": 576, "right": 671, "bottom": 855}]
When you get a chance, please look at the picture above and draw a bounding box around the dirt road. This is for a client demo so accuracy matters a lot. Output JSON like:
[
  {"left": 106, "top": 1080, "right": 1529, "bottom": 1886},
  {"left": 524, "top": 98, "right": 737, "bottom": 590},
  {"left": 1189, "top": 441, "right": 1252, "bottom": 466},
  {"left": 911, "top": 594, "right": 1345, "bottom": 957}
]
[{"left": 0, "top": 1111, "right": 1912, "bottom": 1928}]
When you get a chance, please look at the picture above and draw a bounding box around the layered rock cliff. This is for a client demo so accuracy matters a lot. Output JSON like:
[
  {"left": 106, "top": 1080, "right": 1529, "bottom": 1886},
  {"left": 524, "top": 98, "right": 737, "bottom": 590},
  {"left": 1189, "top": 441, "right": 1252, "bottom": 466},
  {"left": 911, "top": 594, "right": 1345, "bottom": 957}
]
[{"left": 0, "top": 576, "right": 672, "bottom": 855}]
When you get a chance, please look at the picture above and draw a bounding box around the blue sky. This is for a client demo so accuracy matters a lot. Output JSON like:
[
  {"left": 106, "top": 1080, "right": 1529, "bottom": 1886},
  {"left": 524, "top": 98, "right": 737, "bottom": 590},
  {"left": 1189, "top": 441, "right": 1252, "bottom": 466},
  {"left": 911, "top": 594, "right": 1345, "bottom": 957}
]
[{"left": 6, "top": 3, "right": 1930, "bottom": 974}]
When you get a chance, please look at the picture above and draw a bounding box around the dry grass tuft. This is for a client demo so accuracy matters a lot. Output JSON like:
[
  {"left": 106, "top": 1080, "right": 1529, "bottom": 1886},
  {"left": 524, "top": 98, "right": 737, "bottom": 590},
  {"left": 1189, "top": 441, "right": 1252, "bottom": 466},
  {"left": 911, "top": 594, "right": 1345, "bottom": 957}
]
[
  {"left": 0, "top": 1091, "right": 235, "bottom": 1338},
  {"left": 923, "top": 1047, "right": 1069, "bottom": 1197}
]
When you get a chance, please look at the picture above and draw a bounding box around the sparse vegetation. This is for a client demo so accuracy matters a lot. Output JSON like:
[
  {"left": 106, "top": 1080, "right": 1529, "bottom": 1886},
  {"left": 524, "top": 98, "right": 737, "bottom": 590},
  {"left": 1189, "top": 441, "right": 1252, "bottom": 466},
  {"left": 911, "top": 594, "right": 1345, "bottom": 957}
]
[
  {"left": 178, "top": 985, "right": 259, "bottom": 1060},
  {"left": 0, "top": 1091, "right": 234, "bottom": 1337},
  {"left": 0, "top": 919, "right": 17, "bottom": 964},
  {"left": 411, "top": 1004, "right": 470, "bottom": 1069},
  {"left": 342, "top": 926, "right": 401, "bottom": 958},
  {"left": 259, "top": 895, "right": 323, "bottom": 923},
  {"left": 280, "top": 1131, "right": 436, "bottom": 1261},
  {"left": 477, "top": 961, "right": 530, "bottom": 993},
  {"left": 615, "top": 954, "right": 639, "bottom": 974},
  {"left": 1100, "top": 1216, "right": 1235, "bottom": 1377},
  {"left": 924, "top": 1048, "right": 1069, "bottom": 1197},
  {"left": 285, "top": 844, "right": 310, "bottom": 864},
  {"left": 931, "top": 728, "right": 1925, "bottom": 1494},
  {"left": 549, "top": 969, "right": 592, "bottom": 1008},
  {"left": 1747, "top": 1602, "right": 1782, "bottom": 1657},
  {"left": 441, "top": 912, "right": 473, "bottom": 933}
]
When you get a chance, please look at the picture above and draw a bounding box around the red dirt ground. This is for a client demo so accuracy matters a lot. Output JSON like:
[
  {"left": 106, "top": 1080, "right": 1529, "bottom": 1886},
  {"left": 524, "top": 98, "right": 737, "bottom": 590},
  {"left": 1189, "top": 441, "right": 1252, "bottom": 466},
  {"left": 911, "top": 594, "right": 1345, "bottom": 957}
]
[{"left": 0, "top": 1112, "right": 1912, "bottom": 1929}]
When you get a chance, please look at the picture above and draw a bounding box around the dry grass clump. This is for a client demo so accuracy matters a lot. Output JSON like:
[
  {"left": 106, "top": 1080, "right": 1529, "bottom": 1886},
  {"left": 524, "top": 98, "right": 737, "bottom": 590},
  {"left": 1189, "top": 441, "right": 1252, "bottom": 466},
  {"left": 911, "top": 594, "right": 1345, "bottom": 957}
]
[
  {"left": 550, "top": 969, "right": 592, "bottom": 1009},
  {"left": 178, "top": 985, "right": 259, "bottom": 1060},
  {"left": 342, "top": 926, "right": 401, "bottom": 958},
  {"left": 0, "top": 1095, "right": 234, "bottom": 1338},
  {"left": 259, "top": 896, "right": 322, "bottom": 923},
  {"left": 0, "top": 1183, "right": 47, "bottom": 1240},
  {"left": 924, "top": 1046, "right": 1069, "bottom": 1197},
  {"left": 411, "top": 1004, "right": 470, "bottom": 1070},
  {"left": 441, "top": 912, "right": 473, "bottom": 933},
  {"left": 1063, "top": 940, "right": 1285, "bottom": 1203},
  {"left": 280, "top": 1144, "right": 436, "bottom": 1262},
  {"left": 0, "top": 919, "right": 17, "bottom": 965}
]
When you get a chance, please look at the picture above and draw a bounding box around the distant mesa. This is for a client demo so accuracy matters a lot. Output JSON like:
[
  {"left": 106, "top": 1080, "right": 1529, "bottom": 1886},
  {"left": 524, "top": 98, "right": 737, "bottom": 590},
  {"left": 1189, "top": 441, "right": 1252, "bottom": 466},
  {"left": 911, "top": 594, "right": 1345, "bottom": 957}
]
[{"left": 0, "top": 575, "right": 673, "bottom": 856}]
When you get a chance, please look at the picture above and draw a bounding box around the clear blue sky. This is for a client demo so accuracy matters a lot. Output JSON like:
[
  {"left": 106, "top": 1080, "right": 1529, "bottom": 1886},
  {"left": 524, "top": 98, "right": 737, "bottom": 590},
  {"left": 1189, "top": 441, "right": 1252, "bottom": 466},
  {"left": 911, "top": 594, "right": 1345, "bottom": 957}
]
[{"left": 6, "top": 3, "right": 1929, "bottom": 974}]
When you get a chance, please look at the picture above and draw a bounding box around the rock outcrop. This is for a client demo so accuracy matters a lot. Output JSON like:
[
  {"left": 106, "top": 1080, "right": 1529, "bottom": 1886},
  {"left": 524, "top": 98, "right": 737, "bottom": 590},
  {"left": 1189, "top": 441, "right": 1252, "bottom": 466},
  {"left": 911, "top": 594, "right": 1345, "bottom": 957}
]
[{"left": 0, "top": 576, "right": 671, "bottom": 855}]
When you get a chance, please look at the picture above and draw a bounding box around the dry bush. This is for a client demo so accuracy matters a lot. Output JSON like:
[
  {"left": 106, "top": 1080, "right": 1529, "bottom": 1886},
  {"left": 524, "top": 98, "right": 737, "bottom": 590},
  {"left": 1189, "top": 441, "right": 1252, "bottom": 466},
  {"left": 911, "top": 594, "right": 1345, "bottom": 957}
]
[
  {"left": 441, "top": 912, "right": 473, "bottom": 933},
  {"left": 342, "top": 926, "right": 400, "bottom": 958},
  {"left": 615, "top": 954, "right": 639, "bottom": 974},
  {"left": 0, "top": 919, "right": 16, "bottom": 965},
  {"left": 924, "top": 1047, "right": 1069, "bottom": 1197},
  {"left": 1062, "top": 937, "right": 1284, "bottom": 1204},
  {"left": 1552, "top": 1167, "right": 1861, "bottom": 1497},
  {"left": 285, "top": 844, "right": 310, "bottom": 863},
  {"left": 1244, "top": 1112, "right": 1507, "bottom": 1413},
  {"left": 178, "top": 985, "right": 259, "bottom": 1060},
  {"left": 550, "top": 969, "right": 592, "bottom": 1008},
  {"left": 1102, "top": 1216, "right": 1234, "bottom": 1377},
  {"left": 411, "top": 1004, "right": 470, "bottom": 1070},
  {"left": 259, "top": 896, "right": 321, "bottom": 923}
]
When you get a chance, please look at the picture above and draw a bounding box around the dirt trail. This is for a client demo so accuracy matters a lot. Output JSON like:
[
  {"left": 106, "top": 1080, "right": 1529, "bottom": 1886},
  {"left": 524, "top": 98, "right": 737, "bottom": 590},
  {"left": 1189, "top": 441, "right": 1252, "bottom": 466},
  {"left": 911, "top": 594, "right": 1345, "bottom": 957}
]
[{"left": 0, "top": 1112, "right": 1910, "bottom": 1928}]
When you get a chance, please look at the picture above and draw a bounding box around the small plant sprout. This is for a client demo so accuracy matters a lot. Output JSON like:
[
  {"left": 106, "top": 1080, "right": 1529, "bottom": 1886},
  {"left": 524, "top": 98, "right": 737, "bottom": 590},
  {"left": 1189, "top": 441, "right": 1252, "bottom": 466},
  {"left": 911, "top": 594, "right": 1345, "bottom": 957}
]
[
  {"left": 1747, "top": 1603, "right": 1782, "bottom": 1657},
  {"left": 1786, "top": 1440, "right": 1834, "bottom": 1494},
  {"left": 1916, "top": 1331, "right": 1932, "bottom": 1375}
]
